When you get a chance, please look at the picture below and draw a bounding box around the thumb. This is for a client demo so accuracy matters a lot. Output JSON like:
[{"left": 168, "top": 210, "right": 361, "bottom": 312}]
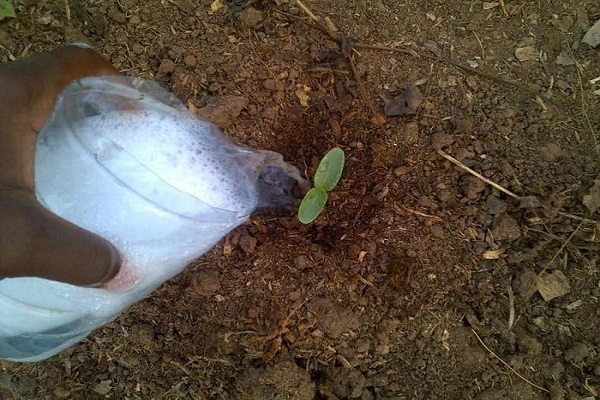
[{"left": 0, "top": 191, "right": 122, "bottom": 286}]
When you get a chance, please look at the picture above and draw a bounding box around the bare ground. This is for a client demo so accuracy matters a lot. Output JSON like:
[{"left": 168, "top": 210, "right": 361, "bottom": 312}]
[{"left": 1, "top": 0, "right": 599, "bottom": 399}]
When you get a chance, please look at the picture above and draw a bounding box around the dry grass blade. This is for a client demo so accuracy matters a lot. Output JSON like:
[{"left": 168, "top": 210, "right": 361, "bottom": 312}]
[
  {"left": 539, "top": 221, "right": 584, "bottom": 274},
  {"left": 437, "top": 150, "right": 520, "bottom": 199},
  {"left": 347, "top": 54, "right": 386, "bottom": 126},
  {"left": 472, "top": 329, "right": 549, "bottom": 393}
]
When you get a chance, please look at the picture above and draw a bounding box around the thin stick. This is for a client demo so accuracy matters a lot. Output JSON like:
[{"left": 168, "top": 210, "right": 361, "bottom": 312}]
[
  {"left": 507, "top": 283, "right": 515, "bottom": 330},
  {"left": 471, "top": 329, "right": 549, "bottom": 393},
  {"left": 296, "top": 0, "right": 319, "bottom": 22},
  {"left": 437, "top": 150, "right": 520, "bottom": 199},
  {"left": 557, "top": 212, "right": 598, "bottom": 224},
  {"left": 575, "top": 62, "right": 599, "bottom": 156},
  {"left": 0, "top": 44, "right": 16, "bottom": 61},
  {"left": 499, "top": 0, "right": 508, "bottom": 15},
  {"left": 348, "top": 54, "right": 386, "bottom": 126},
  {"left": 64, "top": 0, "right": 71, "bottom": 22},
  {"left": 395, "top": 204, "right": 443, "bottom": 221}
]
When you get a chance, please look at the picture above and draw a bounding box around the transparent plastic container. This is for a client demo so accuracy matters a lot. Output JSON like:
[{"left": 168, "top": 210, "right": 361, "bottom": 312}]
[{"left": 0, "top": 76, "right": 306, "bottom": 361}]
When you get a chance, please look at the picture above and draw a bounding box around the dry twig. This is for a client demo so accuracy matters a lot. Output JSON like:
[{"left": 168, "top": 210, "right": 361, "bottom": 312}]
[
  {"left": 540, "top": 221, "right": 584, "bottom": 274},
  {"left": 472, "top": 329, "right": 549, "bottom": 393},
  {"left": 437, "top": 150, "right": 520, "bottom": 199},
  {"left": 295, "top": 0, "right": 385, "bottom": 126}
]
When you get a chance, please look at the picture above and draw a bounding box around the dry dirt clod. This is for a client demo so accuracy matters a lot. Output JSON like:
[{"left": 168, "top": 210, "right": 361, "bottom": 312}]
[
  {"left": 515, "top": 45, "right": 539, "bottom": 62},
  {"left": 158, "top": 58, "right": 176, "bottom": 74},
  {"left": 308, "top": 298, "right": 360, "bottom": 339},
  {"left": 191, "top": 269, "right": 221, "bottom": 296},
  {"left": 582, "top": 18, "right": 600, "bottom": 47},
  {"left": 384, "top": 84, "right": 423, "bottom": 116},
  {"left": 583, "top": 180, "right": 600, "bottom": 214},
  {"left": 234, "top": 361, "right": 315, "bottom": 400},
  {"left": 238, "top": 233, "right": 257, "bottom": 254},
  {"left": 563, "top": 342, "right": 591, "bottom": 363},
  {"left": 492, "top": 215, "right": 522, "bottom": 242},
  {"left": 238, "top": 6, "right": 264, "bottom": 28},
  {"left": 194, "top": 95, "right": 249, "bottom": 128},
  {"left": 536, "top": 270, "right": 571, "bottom": 302}
]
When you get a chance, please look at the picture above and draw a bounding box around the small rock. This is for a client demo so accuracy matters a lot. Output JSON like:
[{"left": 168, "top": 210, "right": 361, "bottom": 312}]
[
  {"left": 515, "top": 45, "right": 539, "bottom": 61},
  {"left": 555, "top": 49, "right": 575, "bottom": 66},
  {"left": 486, "top": 195, "right": 507, "bottom": 215},
  {"left": 430, "top": 133, "right": 455, "bottom": 150},
  {"left": 536, "top": 270, "right": 570, "bottom": 302},
  {"left": 583, "top": 180, "right": 600, "bottom": 214},
  {"left": 239, "top": 6, "right": 264, "bottom": 27},
  {"left": 512, "top": 268, "right": 538, "bottom": 299},
  {"left": 461, "top": 175, "right": 486, "bottom": 200},
  {"left": 158, "top": 59, "right": 176, "bottom": 74},
  {"left": 129, "top": 15, "right": 141, "bottom": 25},
  {"left": 421, "top": 39, "right": 442, "bottom": 57},
  {"left": 238, "top": 234, "right": 257, "bottom": 254},
  {"left": 491, "top": 215, "right": 521, "bottom": 242},
  {"left": 519, "top": 196, "right": 542, "bottom": 209},
  {"left": 582, "top": 18, "right": 600, "bottom": 47},
  {"left": 111, "top": 12, "right": 127, "bottom": 24},
  {"left": 93, "top": 380, "right": 113, "bottom": 396},
  {"left": 563, "top": 342, "right": 591, "bottom": 363},
  {"left": 384, "top": 85, "right": 423, "bottom": 116}
]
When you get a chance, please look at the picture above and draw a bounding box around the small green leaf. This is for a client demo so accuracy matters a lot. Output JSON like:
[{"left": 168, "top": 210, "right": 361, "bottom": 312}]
[
  {"left": 314, "top": 147, "right": 345, "bottom": 192},
  {"left": 298, "top": 187, "right": 328, "bottom": 224},
  {"left": 0, "top": 0, "right": 16, "bottom": 18}
]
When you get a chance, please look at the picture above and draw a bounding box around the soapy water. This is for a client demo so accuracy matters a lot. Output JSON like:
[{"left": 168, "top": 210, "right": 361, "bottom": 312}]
[{"left": 0, "top": 76, "right": 309, "bottom": 361}]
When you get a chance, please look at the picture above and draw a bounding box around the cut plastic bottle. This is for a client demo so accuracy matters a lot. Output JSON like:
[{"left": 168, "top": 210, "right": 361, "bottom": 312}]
[{"left": 0, "top": 76, "right": 308, "bottom": 361}]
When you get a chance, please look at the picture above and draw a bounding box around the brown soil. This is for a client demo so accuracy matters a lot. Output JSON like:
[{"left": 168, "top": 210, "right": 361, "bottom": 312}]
[{"left": 1, "top": 0, "right": 600, "bottom": 399}]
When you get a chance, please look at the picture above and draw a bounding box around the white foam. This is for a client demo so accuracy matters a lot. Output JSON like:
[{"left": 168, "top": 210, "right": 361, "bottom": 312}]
[{"left": 79, "top": 109, "right": 250, "bottom": 214}]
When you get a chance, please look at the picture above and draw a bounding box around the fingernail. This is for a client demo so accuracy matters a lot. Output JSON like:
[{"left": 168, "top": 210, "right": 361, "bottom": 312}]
[
  {"left": 69, "top": 42, "right": 92, "bottom": 49},
  {"left": 87, "top": 242, "right": 123, "bottom": 288}
]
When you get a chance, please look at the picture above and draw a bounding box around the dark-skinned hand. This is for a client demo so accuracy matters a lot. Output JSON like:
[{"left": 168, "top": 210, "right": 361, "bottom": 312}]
[{"left": 0, "top": 45, "right": 122, "bottom": 286}]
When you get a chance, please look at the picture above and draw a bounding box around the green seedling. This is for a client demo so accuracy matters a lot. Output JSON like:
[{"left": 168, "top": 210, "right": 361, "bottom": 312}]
[
  {"left": 298, "top": 147, "right": 345, "bottom": 224},
  {"left": 0, "top": 0, "right": 16, "bottom": 19}
]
